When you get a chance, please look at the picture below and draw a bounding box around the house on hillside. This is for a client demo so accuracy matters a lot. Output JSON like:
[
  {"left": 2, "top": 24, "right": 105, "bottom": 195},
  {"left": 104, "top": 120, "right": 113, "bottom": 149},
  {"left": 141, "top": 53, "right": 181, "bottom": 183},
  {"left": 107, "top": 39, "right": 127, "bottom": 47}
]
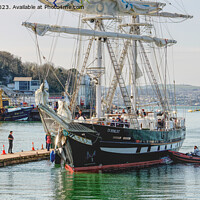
[{"left": 14, "top": 77, "right": 40, "bottom": 92}]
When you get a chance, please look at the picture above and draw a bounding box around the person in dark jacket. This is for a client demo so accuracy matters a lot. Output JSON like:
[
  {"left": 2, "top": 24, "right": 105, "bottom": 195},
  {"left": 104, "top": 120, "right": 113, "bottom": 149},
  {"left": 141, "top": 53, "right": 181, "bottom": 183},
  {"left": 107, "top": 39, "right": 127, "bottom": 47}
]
[
  {"left": 124, "top": 119, "right": 130, "bottom": 128},
  {"left": 110, "top": 118, "right": 116, "bottom": 127},
  {"left": 8, "top": 131, "right": 14, "bottom": 153},
  {"left": 45, "top": 132, "right": 48, "bottom": 149}
]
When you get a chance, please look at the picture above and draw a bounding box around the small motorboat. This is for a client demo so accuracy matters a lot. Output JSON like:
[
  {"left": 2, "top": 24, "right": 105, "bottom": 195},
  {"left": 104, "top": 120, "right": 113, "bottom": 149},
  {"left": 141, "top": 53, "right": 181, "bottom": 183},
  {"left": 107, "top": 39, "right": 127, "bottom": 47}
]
[
  {"left": 0, "top": 107, "right": 33, "bottom": 121},
  {"left": 168, "top": 150, "right": 200, "bottom": 163}
]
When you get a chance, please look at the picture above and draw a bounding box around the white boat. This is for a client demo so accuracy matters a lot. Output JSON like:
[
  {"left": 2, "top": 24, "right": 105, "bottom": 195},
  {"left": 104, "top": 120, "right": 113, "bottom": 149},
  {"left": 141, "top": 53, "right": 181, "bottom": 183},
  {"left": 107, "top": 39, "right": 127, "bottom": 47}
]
[{"left": 23, "top": 0, "right": 192, "bottom": 172}]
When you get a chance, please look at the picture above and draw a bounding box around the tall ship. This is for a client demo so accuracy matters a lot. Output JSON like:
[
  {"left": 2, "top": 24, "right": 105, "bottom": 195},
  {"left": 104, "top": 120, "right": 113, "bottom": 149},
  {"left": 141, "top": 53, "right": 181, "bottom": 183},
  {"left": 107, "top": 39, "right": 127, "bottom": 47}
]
[{"left": 23, "top": 0, "right": 192, "bottom": 172}]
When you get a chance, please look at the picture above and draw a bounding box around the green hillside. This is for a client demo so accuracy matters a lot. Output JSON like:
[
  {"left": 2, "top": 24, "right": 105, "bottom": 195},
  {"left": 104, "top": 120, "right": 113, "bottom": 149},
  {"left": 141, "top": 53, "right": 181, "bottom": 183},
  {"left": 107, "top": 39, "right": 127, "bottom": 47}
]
[{"left": 0, "top": 51, "right": 77, "bottom": 94}]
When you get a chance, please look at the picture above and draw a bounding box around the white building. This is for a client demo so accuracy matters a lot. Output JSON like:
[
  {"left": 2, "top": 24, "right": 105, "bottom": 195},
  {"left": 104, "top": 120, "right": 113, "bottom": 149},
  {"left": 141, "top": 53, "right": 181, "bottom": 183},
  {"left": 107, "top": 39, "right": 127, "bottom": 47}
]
[{"left": 14, "top": 77, "right": 40, "bottom": 92}]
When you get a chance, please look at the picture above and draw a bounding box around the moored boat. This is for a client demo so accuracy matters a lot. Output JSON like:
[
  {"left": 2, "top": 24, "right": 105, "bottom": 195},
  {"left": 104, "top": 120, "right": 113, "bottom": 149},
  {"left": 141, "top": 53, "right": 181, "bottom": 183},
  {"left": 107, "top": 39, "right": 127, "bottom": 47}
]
[
  {"left": 0, "top": 89, "right": 33, "bottom": 121},
  {"left": 0, "top": 107, "right": 33, "bottom": 121},
  {"left": 168, "top": 150, "right": 200, "bottom": 164}
]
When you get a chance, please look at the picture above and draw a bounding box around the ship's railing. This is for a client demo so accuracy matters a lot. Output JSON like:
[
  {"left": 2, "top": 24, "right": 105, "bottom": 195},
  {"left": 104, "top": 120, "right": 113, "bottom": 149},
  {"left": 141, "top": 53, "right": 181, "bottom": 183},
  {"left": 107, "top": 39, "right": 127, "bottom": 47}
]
[{"left": 73, "top": 115, "right": 185, "bottom": 131}]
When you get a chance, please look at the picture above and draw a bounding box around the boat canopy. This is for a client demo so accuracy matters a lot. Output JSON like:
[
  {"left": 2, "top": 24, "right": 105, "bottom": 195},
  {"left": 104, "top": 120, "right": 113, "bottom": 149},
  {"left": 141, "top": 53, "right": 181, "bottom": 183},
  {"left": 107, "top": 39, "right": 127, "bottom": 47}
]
[
  {"left": 22, "top": 22, "right": 176, "bottom": 47},
  {"left": 38, "top": 0, "right": 192, "bottom": 18}
]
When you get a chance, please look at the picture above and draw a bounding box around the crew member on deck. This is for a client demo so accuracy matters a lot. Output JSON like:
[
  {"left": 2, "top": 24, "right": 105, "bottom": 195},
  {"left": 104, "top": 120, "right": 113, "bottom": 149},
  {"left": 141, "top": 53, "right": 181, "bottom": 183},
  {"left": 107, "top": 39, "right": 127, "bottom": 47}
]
[
  {"left": 110, "top": 118, "right": 116, "bottom": 127},
  {"left": 142, "top": 109, "right": 146, "bottom": 117},
  {"left": 116, "top": 118, "right": 120, "bottom": 127},
  {"left": 117, "top": 115, "right": 121, "bottom": 122},
  {"left": 124, "top": 119, "right": 130, "bottom": 128},
  {"left": 120, "top": 118, "right": 124, "bottom": 128},
  {"left": 75, "top": 110, "right": 85, "bottom": 119},
  {"left": 157, "top": 119, "right": 164, "bottom": 130}
]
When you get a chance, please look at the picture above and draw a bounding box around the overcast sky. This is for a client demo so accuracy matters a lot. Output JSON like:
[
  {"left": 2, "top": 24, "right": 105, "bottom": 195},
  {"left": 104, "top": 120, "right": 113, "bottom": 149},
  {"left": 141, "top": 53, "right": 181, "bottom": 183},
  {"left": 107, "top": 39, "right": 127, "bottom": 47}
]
[{"left": 0, "top": 0, "right": 200, "bottom": 86}]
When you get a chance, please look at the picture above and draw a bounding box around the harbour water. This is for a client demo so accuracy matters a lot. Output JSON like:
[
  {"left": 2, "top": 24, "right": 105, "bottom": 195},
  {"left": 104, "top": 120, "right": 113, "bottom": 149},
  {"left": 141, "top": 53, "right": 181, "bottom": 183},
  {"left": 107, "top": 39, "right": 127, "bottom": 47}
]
[{"left": 1, "top": 107, "right": 200, "bottom": 199}]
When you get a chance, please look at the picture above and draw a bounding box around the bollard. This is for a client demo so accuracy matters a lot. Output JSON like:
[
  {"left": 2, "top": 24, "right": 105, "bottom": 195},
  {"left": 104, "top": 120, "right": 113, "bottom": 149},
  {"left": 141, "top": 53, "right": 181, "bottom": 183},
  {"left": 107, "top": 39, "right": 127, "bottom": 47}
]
[
  {"left": 41, "top": 144, "right": 44, "bottom": 150},
  {"left": 1, "top": 145, "right": 6, "bottom": 155},
  {"left": 32, "top": 142, "right": 35, "bottom": 151}
]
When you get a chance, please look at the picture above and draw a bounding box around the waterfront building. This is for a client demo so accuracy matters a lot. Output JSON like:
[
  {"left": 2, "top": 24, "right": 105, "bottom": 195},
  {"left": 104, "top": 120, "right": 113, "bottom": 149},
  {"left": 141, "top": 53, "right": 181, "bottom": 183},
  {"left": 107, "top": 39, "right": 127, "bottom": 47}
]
[{"left": 14, "top": 77, "right": 40, "bottom": 92}]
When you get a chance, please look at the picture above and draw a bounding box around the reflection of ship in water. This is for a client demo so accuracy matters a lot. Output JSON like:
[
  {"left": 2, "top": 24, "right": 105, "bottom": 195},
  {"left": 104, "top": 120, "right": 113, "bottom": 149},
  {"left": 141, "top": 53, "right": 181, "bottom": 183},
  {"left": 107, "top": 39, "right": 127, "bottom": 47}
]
[
  {"left": 53, "top": 165, "right": 193, "bottom": 199},
  {"left": 0, "top": 89, "right": 33, "bottom": 121}
]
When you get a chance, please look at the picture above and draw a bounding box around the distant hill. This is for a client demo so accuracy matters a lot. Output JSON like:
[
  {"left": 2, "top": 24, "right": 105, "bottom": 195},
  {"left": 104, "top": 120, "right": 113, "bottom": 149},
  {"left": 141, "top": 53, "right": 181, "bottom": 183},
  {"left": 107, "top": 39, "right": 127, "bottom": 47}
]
[
  {"left": 174, "top": 84, "right": 200, "bottom": 91},
  {"left": 105, "top": 84, "right": 200, "bottom": 106},
  {"left": 0, "top": 51, "right": 199, "bottom": 105}
]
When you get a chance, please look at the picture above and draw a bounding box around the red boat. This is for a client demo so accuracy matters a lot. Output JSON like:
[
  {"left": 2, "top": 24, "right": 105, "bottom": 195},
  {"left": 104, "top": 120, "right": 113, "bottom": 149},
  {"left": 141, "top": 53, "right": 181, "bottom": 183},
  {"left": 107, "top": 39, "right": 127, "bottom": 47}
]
[{"left": 168, "top": 150, "right": 200, "bottom": 163}]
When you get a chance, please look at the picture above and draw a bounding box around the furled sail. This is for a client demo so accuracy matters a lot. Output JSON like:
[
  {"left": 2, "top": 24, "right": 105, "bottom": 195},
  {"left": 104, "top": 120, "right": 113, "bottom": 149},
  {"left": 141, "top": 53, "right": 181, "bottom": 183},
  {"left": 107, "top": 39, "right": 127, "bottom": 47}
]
[
  {"left": 35, "top": 81, "right": 49, "bottom": 106},
  {"left": 22, "top": 22, "right": 176, "bottom": 47},
  {"left": 38, "top": 0, "right": 192, "bottom": 18}
]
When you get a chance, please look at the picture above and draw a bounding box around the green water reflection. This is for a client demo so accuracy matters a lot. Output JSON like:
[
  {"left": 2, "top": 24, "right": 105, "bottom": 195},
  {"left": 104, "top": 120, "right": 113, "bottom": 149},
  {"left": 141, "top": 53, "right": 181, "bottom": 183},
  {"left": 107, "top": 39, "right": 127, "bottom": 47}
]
[{"left": 52, "top": 164, "right": 200, "bottom": 200}]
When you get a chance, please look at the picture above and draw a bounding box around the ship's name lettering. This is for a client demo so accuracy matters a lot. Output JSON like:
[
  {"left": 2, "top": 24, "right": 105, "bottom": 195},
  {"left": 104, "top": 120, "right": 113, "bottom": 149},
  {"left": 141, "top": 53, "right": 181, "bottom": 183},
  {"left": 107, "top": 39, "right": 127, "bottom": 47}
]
[{"left": 107, "top": 129, "right": 120, "bottom": 133}]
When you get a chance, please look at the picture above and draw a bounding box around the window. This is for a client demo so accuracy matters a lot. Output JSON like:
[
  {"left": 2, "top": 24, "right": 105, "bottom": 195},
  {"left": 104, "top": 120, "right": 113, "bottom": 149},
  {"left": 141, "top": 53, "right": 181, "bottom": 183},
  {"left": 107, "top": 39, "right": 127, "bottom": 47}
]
[
  {"left": 19, "top": 81, "right": 30, "bottom": 91},
  {"left": 31, "top": 80, "right": 40, "bottom": 86}
]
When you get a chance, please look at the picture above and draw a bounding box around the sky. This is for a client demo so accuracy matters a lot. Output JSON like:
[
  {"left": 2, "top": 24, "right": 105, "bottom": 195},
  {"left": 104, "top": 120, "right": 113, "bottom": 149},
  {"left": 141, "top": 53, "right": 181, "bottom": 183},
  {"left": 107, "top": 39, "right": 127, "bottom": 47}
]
[{"left": 0, "top": 0, "right": 200, "bottom": 86}]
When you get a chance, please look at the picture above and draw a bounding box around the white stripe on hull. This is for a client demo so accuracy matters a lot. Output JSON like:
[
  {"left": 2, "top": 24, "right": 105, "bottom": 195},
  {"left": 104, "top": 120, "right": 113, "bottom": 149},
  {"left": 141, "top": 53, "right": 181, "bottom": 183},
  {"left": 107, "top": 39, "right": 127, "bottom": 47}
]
[
  {"left": 100, "top": 147, "right": 137, "bottom": 154},
  {"left": 167, "top": 144, "right": 171, "bottom": 149},
  {"left": 100, "top": 142, "right": 181, "bottom": 154},
  {"left": 17, "top": 117, "right": 28, "bottom": 121},
  {"left": 150, "top": 146, "right": 158, "bottom": 152},
  {"left": 172, "top": 143, "right": 178, "bottom": 149},
  {"left": 140, "top": 147, "right": 148, "bottom": 153},
  {"left": 160, "top": 145, "right": 166, "bottom": 151}
]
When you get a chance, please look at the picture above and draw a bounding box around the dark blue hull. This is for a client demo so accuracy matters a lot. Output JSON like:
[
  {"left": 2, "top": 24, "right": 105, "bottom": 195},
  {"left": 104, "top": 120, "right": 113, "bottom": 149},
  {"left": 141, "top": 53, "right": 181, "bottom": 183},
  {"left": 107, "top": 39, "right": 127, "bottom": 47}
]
[{"left": 0, "top": 107, "right": 33, "bottom": 121}]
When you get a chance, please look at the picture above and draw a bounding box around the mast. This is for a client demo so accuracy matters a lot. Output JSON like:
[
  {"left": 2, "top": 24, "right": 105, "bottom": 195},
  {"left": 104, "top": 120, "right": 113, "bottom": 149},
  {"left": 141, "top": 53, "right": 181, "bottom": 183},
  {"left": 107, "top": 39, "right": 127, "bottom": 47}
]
[
  {"left": 131, "top": 16, "right": 139, "bottom": 113},
  {"left": 0, "top": 89, "right": 3, "bottom": 108},
  {"left": 173, "top": 80, "right": 177, "bottom": 117},
  {"left": 96, "top": 20, "right": 102, "bottom": 118},
  {"left": 164, "top": 46, "right": 167, "bottom": 112}
]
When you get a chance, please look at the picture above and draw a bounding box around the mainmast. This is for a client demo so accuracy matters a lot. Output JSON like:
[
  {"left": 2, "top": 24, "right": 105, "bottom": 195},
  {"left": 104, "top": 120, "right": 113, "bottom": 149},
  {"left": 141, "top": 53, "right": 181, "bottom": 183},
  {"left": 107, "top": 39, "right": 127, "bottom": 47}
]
[
  {"left": 131, "top": 16, "right": 139, "bottom": 113},
  {"left": 0, "top": 89, "right": 3, "bottom": 108},
  {"left": 96, "top": 20, "right": 103, "bottom": 118}
]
